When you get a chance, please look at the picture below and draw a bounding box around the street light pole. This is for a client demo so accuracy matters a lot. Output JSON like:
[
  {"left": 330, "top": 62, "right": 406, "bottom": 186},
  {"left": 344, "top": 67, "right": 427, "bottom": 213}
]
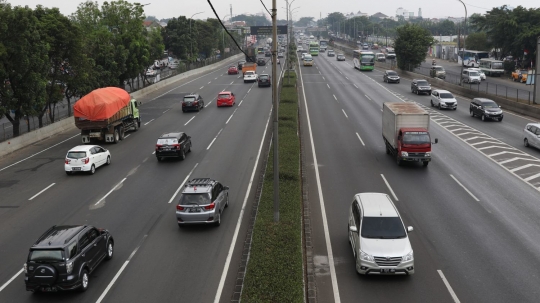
[
  {"left": 457, "top": 0, "right": 467, "bottom": 86},
  {"left": 272, "top": 0, "right": 279, "bottom": 222},
  {"left": 189, "top": 11, "right": 204, "bottom": 61}
]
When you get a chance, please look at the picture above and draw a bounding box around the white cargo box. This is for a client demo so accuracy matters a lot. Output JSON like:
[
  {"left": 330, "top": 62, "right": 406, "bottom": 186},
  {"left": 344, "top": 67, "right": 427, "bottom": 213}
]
[{"left": 382, "top": 102, "right": 430, "bottom": 148}]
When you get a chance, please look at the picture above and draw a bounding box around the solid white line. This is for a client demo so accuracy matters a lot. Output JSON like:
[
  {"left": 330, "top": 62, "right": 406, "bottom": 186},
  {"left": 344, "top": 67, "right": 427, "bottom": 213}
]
[
  {"left": 450, "top": 174, "right": 479, "bottom": 202},
  {"left": 94, "top": 178, "right": 127, "bottom": 205},
  {"left": 152, "top": 151, "right": 155, "bottom": 154},
  {"left": 184, "top": 116, "right": 195, "bottom": 126},
  {"left": 353, "top": 84, "right": 358, "bottom": 88},
  {"left": 29, "top": 183, "right": 55, "bottom": 200},
  {"left": 144, "top": 119, "right": 154, "bottom": 126},
  {"left": 437, "top": 270, "right": 461, "bottom": 303},
  {"left": 213, "top": 109, "right": 272, "bottom": 303},
  {"left": 167, "top": 163, "right": 199, "bottom": 204},
  {"left": 333, "top": 94, "right": 337, "bottom": 101},
  {"left": 0, "top": 133, "right": 80, "bottom": 172},
  {"left": 381, "top": 174, "right": 399, "bottom": 201},
  {"left": 199, "top": 86, "right": 204, "bottom": 89},
  {"left": 0, "top": 268, "right": 24, "bottom": 292},
  {"left": 298, "top": 58, "right": 341, "bottom": 303},
  {"left": 163, "top": 109, "right": 170, "bottom": 113},
  {"left": 342, "top": 109, "right": 348, "bottom": 119},
  {"left": 124, "top": 134, "right": 130, "bottom": 139},
  {"left": 238, "top": 100, "right": 243, "bottom": 107},
  {"left": 356, "top": 132, "right": 365, "bottom": 146},
  {"left": 226, "top": 109, "right": 238, "bottom": 124},
  {"left": 327, "top": 83, "right": 330, "bottom": 89}
]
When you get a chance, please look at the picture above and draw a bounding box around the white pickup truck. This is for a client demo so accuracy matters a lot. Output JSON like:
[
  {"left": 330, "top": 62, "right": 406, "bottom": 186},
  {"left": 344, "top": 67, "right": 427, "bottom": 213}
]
[{"left": 243, "top": 71, "right": 257, "bottom": 83}]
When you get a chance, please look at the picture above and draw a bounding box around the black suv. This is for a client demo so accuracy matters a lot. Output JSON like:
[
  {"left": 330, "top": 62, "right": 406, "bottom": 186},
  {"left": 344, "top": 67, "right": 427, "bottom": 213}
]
[
  {"left": 411, "top": 79, "right": 432, "bottom": 95},
  {"left": 258, "top": 74, "right": 271, "bottom": 87},
  {"left": 265, "top": 51, "right": 271, "bottom": 57},
  {"left": 257, "top": 57, "right": 266, "bottom": 66},
  {"left": 383, "top": 70, "right": 400, "bottom": 83},
  {"left": 237, "top": 60, "right": 246, "bottom": 70},
  {"left": 182, "top": 94, "right": 204, "bottom": 112},
  {"left": 25, "top": 225, "right": 114, "bottom": 293},
  {"left": 470, "top": 98, "right": 503, "bottom": 122},
  {"left": 156, "top": 132, "right": 192, "bottom": 161}
]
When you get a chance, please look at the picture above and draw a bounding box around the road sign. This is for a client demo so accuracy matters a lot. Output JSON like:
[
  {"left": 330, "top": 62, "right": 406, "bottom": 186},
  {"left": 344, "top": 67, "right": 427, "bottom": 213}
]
[{"left": 250, "top": 26, "right": 287, "bottom": 35}]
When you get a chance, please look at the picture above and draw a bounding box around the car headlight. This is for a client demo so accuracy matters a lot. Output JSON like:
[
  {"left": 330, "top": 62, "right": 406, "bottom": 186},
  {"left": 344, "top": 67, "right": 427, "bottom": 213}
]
[
  {"left": 401, "top": 151, "right": 408, "bottom": 157},
  {"left": 360, "top": 250, "right": 374, "bottom": 262},
  {"left": 66, "top": 261, "right": 73, "bottom": 274},
  {"left": 402, "top": 251, "right": 414, "bottom": 262},
  {"left": 425, "top": 152, "right": 431, "bottom": 157}
]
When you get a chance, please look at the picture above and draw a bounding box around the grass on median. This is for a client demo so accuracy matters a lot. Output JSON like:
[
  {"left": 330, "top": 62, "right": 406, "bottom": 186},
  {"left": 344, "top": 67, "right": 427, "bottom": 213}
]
[{"left": 241, "top": 72, "right": 303, "bottom": 303}]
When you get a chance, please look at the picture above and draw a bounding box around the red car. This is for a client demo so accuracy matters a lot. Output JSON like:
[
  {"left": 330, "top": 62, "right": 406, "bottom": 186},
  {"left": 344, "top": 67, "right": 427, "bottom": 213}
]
[
  {"left": 217, "top": 91, "right": 236, "bottom": 107},
  {"left": 228, "top": 66, "right": 238, "bottom": 75}
]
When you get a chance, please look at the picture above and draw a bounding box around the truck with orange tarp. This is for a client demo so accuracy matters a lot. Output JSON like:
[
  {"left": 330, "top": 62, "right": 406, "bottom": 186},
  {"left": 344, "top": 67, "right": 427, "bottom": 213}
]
[{"left": 73, "top": 87, "right": 141, "bottom": 144}]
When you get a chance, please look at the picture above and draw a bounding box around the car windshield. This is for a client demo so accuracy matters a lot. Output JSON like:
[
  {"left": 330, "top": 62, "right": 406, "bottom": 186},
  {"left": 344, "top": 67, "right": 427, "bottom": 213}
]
[
  {"left": 338, "top": 55, "right": 344, "bottom": 58},
  {"left": 483, "top": 102, "right": 499, "bottom": 108},
  {"left": 439, "top": 93, "right": 454, "bottom": 99},
  {"left": 434, "top": 67, "right": 444, "bottom": 71},
  {"left": 67, "top": 151, "right": 87, "bottom": 159},
  {"left": 179, "top": 193, "right": 212, "bottom": 206},
  {"left": 403, "top": 132, "right": 430, "bottom": 144},
  {"left": 387, "top": 72, "right": 398, "bottom": 76},
  {"left": 157, "top": 138, "right": 178, "bottom": 145},
  {"left": 29, "top": 249, "right": 64, "bottom": 262},
  {"left": 469, "top": 71, "right": 479, "bottom": 76},
  {"left": 417, "top": 81, "right": 429, "bottom": 86},
  {"left": 183, "top": 97, "right": 195, "bottom": 102},
  {"left": 218, "top": 94, "right": 231, "bottom": 99},
  {"left": 304, "top": 58, "right": 312, "bottom": 61},
  {"left": 361, "top": 55, "right": 374, "bottom": 63},
  {"left": 361, "top": 217, "right": 407, "bottom": 239}
]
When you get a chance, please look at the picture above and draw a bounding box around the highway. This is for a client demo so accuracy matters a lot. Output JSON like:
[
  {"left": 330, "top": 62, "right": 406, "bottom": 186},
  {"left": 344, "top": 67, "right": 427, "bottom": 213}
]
[
  {"left": 0, "top": 54, "right": 276, "bottom": 302},
  {"left": 300, "top": 43, "right": 540, "bottom": 302}
]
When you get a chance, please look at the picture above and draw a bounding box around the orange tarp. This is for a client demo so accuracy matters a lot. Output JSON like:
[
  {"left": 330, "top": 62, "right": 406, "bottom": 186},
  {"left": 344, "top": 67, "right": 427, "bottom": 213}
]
[{"left": 74, "top": 87, "right": 130, "bottom": 120}]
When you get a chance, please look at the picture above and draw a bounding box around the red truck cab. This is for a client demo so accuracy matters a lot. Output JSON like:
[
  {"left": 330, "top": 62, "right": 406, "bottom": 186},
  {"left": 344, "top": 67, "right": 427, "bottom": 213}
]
[{"left": 397, "top": 128, "right": 435, "bottom": 164}]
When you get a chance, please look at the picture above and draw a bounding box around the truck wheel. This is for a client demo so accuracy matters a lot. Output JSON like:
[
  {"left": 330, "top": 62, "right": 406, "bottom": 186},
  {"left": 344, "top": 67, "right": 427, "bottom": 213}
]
[
  {"left": 133, "top": 120, "right": 139, "bottom": 131},
  {"left": 423, "top": 161, "right": 429, "bottom": 167},
  {"left": 113, "top": 129, "right": 120, "bottom": 143},
  {"left": 396, "top": 157, "right": 402, "bottom": 166},
  {"left": 180, "top": 150, "right": 186, "bottom": 160},
  {"left": 119, "top": 127, "right": 125, "bottom": 140}
]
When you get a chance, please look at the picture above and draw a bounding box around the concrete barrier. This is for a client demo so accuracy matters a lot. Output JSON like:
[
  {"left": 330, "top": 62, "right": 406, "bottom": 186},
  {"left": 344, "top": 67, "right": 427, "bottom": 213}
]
[{"left": 0, "top": 53, "right": 244, "bottom": 158}]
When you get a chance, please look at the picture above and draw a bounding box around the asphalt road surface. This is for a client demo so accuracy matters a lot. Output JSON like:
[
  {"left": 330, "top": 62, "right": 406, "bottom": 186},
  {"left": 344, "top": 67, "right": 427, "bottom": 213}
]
[
  {"left": 299, "top": 45, "right": 540, "bottom": 303},
  {"left": 0, "top": 54, "right": 279, "bottom": 302}
]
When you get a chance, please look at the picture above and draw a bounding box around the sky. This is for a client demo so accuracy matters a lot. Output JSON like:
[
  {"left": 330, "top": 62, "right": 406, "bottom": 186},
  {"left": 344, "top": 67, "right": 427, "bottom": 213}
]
[{"left": 5, "top": 0, "right": 539, "bottom": 21}]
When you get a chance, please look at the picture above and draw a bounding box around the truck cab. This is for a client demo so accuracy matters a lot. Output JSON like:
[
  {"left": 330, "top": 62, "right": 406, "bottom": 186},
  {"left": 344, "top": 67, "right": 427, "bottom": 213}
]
[{"left": 396, "top": 128, "right": 435, "bottom": 165}]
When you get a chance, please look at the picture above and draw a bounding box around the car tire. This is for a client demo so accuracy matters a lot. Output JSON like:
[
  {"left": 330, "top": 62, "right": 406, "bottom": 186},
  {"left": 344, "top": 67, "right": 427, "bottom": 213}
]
[
  {"left": 430, "top": 100, "right": 434, "bottom": 107},
  {"left": 66, "top": 171, "right": 72, "bottom": 176},
  {"left": 188, "top": 143, "right": 192, "bottom": 153},
  {"left": 438, "top": 103, "right": 441, "bottom": 110},
  {"left": 157, "top": 157, "right": 163, "bottom": 162},
  {"left": 498, "top": 117, "right": 503, "bottom": 122},
  {"left": 119, "top": 126, "right": 125, "bottom": 140},
  {"left": 225, "top": 194, "right": 229, "bottom": 208},
  {"left": 105, "top": 241, "right": 114, "bottom": 260},
  {"left": 396, "top": 157, "right": 402, "bottom": 166},
  {"left": 416, "top": 89, "right": 419, "bottom": 95},
  {"left": 215, "top": 211, "right": 221, "bottom": 226},
  {"left": 106, "top": 156, "right": 111, "bottom": 165},
  {"left": 453, "top": 107, "right": 457, "bottom": 110},
  {"left": 423, "top": 161, "right": 429, "bottom": 167},
  {"left": 79, "top": 270, "right": 89, "bottom": 292},
  {"left": 89, "top": 165, "right": 96, "bottom": 175},
  {"left": 113, "top": 129, "right": 120, "bottom": 144},
  {"left": 525, "top": 138, "right": 530, "bottom": 147},
  {"left": 481, "top": 115, "right": 486, "bottom": 122},
  {"left": 180, "top": 150, "right": 186, "bottom": 160},
  {"left": 397, "top": 81, "right": 400, "bottom": 84},
  {"left": 133, "top": 119, "right": 139, "bottom": 131},
  {"left": 470, "top": 110, "right": 475, "bottom": 117}
]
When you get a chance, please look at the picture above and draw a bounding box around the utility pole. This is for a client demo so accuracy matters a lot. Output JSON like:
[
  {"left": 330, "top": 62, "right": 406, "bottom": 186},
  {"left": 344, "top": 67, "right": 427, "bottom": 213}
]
[
  {"left": 272, "top": 0, "right": 279, "bottom": 222},
  {"left": 458, "top": 0, "right": 467, "bottom": 86},
  {"left": 533, "top": 36, "right": 540, "bottom": 104}
]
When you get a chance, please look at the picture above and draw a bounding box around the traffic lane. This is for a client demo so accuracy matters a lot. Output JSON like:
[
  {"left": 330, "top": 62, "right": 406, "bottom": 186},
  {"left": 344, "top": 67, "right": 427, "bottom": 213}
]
[
  {"left": 99, "top": 78, "right": 273, "bottom": 303},
  {"left": 299, "top": 63, "right": 453, "bottom": 302}
]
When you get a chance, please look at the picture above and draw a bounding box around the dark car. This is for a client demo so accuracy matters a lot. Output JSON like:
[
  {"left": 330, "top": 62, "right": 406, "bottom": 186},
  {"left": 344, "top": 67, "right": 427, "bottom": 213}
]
[
  {"left": 383, "top": 70, "right": 400, "bottom": 83},
  {"left": 470, "top": 98, "right": 503, "bottom": 122},
  {"left": 257, "top": 57, "right": 266, "bottom": 66},
  {"left": 182, "top": 94, "right": 204, "bottom": 112},
  {"left": 258, "top": 74, "right": 271, "bottom": 87},
  {"left": 237, "top": 60, "right": 246, "bottom": 70},
  {"left": 155, "top": 132, "right": 192, "bottom": 161},
  {"left": 411, "top": 79, "right": 432, "bottom": 95},
  {"left": 25, "top": 225, "right": 114, "bottom": 293},
  {"left": 327, "top": 50, "right": 335, "bottom": 57},
  {"left": 265, "top": 51, "right": 271, "bottom": 57}
]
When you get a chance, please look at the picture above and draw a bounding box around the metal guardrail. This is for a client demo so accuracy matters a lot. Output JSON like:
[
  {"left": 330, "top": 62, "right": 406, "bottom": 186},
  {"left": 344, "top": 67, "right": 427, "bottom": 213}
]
[{"left": 0, "top": 51, "right": 240, "bottom": 142}]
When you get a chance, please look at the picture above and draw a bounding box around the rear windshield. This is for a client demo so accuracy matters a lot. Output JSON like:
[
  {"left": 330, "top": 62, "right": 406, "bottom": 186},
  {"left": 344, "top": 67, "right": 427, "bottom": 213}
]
[
  {"left": 403, "top": 132, "right": 430, "bottom": 144},
  {"left": 417, "top": 81, "right": 429, "bottom": 86},
  {"left": 29, "top": 250, "right": 64, "bottom": 262},
  {"left": 439, "top": 93, "right": 454, "bottom": 99},
  {"left": 67, "top": 151, "right": 86, "bottom": 159},
  {"left": 218, "top": 94, "right": 230, "bottom": 99},
  {"left": 179, "top": 193, "right": 212, "bottom": 206},
  {"left": 157, "top": 138, "right": 178, "bottom": 145},
  {"left": 245, "top": 71, "right": 254, "bottom": 75},
  {"left": 183, "top": 97, "right": 196, "bottom": 102},
  {"left": 259, "top": 75, "right": 269, "bottom": 80},
  {"left": 361, "top": 217, "right": 406, "bottom": 239}
]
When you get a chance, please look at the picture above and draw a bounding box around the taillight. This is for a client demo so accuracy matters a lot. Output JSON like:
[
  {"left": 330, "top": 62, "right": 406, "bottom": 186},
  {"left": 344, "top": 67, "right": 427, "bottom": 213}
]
[
  {"left": 156, "top": 144, "right": 162, "bottom": 151},
  {"left": 194, "top": 101, "right": 198, "bottom": 104},
  {"left": 83, "top": 157, "right": 90, "bottom": 164},
  {"left": 65, "top": 159, "right": 70, "bottom": 164},
  {"left": 173, "top": 144, "right": 181, "bottom": 150},
  {"left": 204, "top": 202, "right": 216, "bottom": 210},
  {"left": 182, "top": 103, "right": 186, "bottom": 107},
  {"left": 176, "top": 205, "right": 185, "bottom": 211}
]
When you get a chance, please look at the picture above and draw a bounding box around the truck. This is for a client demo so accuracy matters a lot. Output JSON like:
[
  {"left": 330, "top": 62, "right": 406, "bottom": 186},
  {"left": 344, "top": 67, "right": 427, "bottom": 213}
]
[
  {"left": 241, "top": 62, "right": 257, "bottom": 75},
  {"left": 382, "top": 102, "right": 437, "bottom": 167},
  {"left": 73, "top": 87, "right": 141, "bottom": 144},
  {"left": 245, "top": 47, "right": 257, "bottom": 63}
]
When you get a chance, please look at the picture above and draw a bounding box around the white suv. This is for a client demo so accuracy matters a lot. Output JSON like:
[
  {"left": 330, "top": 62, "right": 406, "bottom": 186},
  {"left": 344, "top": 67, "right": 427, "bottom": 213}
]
[
  {"left": 524, "top": 123, "right": 540, "bottom": 149},
  {"left": 431, "top": 89, "right": 457, "bottom": 110},
  {"left": 65, "top": 145, "right": 111, "bottom": 175},
  {"left": 348, "top": 193, "right": 414, "bottom": 275},
  {"left": 243, "top": 71, "right": 257, "bottom": 83}
]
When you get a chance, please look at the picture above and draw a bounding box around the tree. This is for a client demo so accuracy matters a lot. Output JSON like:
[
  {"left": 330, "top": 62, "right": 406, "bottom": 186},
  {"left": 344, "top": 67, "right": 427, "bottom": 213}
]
[
  {"left": 163, "top": 16, "right": 191, "bottom": 60},
  {"left": 394, "top": 24, "right": 434, "bottom": 71},
  {"left": 295, "top": 17, "right": 314, "bottom": 27},
  {"left": 232, "top": 14, "right": 270, "bottom": 26},
  {"left": 465, "top": 32, "right": 489, "bottom": 51}
]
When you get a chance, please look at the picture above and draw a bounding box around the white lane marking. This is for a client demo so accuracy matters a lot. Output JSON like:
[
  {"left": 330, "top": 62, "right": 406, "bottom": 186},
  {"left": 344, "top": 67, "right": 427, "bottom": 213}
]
[
  {"left": 230, "top": 81, "right": 234, "bottom": 85},
  {"left": 353, "top": 84, "right": 358, "bottom": 88},
  {"left": 356, "top": 132, "right": 365, "bottom": 146},
  {"left": 365, "top": 94, "right": 372, "bottom": 101},
  {"left": 342, "top": 109, "right": 348, "bottom": 119},
  {"left": 449, "top": 174, "right": 480, "bottom": 201},
  {"left": 167, "top": 163, "right": 199, "bottom": 204},
  {"left": 94, "top": 178, "right": 127, "bottom": 205},
  {"left": 28, "top": 183, "right": 55, "bottom": 200},
  {"left": 323, "top": 76, "right": 326, "bottom": 80},
  {"left": 208, "top": 81, "right": 211, "bottom": 84},
  {"left": 221, "top": 89, "right": 225, "bottom": 92},
  {"left": 213, "top": 109, "right": 272, "bottom": 303},
  {"left": 298, "top": 59, "right": 341, "bottom": 303},
  {"left": 345, "top": 76, "right": 349, "bottom": 80},
  {"left": 144, "top": 119, "right": 154, "bottom": 126},
  {"left": 525, "top": 172, "right": 540, "bottom": 181},
  {"left": 248, "top": 88, "right": 252, "bottom": 93},
  {"left": 152, "top": 151, "right": 155, "bottom": 154},
  {"left": 381, "top": 174, "right": 399, "bottom": 201},
  {"left": 184, "top": 116, "right": 195, "bottom": 126},
  {"left": 380, "top": 109, "right": 383, "bottom": 112},
  {"left": 238, "top": 100, "right": 243, "bottom": 107},
  {"left": 124, "top": 134, "right": 130, "bottom": 139},
  {"left": 437, "top": 270, "right": 461, "bottom": 303},
  {"left": 0, "top": 268, "right": 24, "bottom": 292},
  {"left": 205, "top": 101, "right": 213, "bottom": 107},
  {"left": 96, "top": 235, "right": 148, "bottom": 303},
  {"left": 333, "top": 94, "right": 337, "bottom": 101},
  {"left": 215, "top": 77, "right": 218, "bottom": 80},
  {"left": 206, "top": 128, "right": 223, "bottom": 150},
  {"left": 200, "top": 86, "right": 204, "bottom": 89},
  {"left": 163, "top": 109, "right": 170, "bottom": 113},
  {"left": 327, "top": 83, "right": 330, "bottom": 89},
  {"left": 226, "top": 109, "right": 238, "bottom": 124},
  {"left": 0, "top": 133, "right": 79, "bottom": 172}
]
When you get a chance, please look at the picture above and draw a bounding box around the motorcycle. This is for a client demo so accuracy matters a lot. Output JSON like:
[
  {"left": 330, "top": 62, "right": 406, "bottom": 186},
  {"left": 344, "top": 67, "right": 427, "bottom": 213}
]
[{"left": 432, "top": 59, "right": 436, "bottom": 65}]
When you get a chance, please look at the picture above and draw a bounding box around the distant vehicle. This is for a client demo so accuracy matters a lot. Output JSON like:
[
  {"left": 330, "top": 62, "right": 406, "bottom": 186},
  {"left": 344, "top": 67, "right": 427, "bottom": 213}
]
[
  {"left": 511, "top": 69, "right": 528, "bottom": 83},
  {"left": 353, "top": 50, "right": 375, "bottom": 71},
  {"left": 385, "top": 48, "right": 396, "bottom": 60},
  {"left": 258, "top": 74, "right": 271, "bottom": 87},
  {"left": 309, "top": 41, "right": 319, "bottom": 56},
  {"left": 327, "top": 50, "right": 335, "bottom": 57},
  {"left": 145, "top": 69, "right": 156, "bottom": 77},
  {"left": 319, "top": 39, "right": 328, "bottom": 52},
  {"left": 411, "top": 79, "right": 432, "bottom": 95},
  {"left": 244, "top": 71, "right": 257, "bottom": 83},
  {"left": 297, "top": 46, "right": 303, "bottom": 52},
  {"left": 65, "top": 145, "right": 111, "bottom": 175},
  {"left": 383, "top": 70, "right": 400, "bottom": 83},
  {"left": 376, "top": 53, "right": 386, "bottom": 62},
  {"left": 430, "top": 90, "right": 457, "bottom": 110},
  {"left": 479, "top": 58, "right": 504, "bottom": 77},
  {"left": 462, "top": 69, "right": 482, "bottom": 84},
  {"left": 182, "top": 94, "right": 204, "bottom": 112},
  {"left": 155, "top": 132, "right": 192, "bottom": 161},
  {"left": 467, "top": 67, "right": 486, "bottom": 80},
  {"left": 524, "top": 123, "right": 540, "bottom": 149},
  {"left": 336, "top": 54, "right": 345, "bottom": 61},
  {"left": 458, "top": 50, "right": 489, "bottom": 67},
  {"left": 257, "top": 57, "right": 266, "bottom": 66},
  {"left": 257, "top": 47, "right": 264, "bottom": 54},
  {"left": 217, "top": 91, "right": 236, "bottom": 107},
  {"left": 228, "top": 66, "right": 239, "bottom": 75},
  {"left": 277, "top": 52, "right": 284, "bottom": 58},
  {"left": 241, "top": 62, "right": 257, "bottom": 75},
  {"left": 176, "top": 178, "right": 229, "bottom": 226},
  {"left": 383, "top": 102, "right": 437, "bottom": 167},
  {"left": 362, "top": 43, "right": 369, "bottom": 50},
  {"left": 265, "top": 51, "right": 271, "bottom": 57},
  {"left": 303, "top": 57, "right": 313, "bottom": 66},
  {"left": 429, "top": 65, "right": 446, "bottom": 79},
  {"left": 470, "top": 98, "right": 503, "bottom": 122},
  {"left": 237, "top": 60, "right": 246, "bottom": 70}
]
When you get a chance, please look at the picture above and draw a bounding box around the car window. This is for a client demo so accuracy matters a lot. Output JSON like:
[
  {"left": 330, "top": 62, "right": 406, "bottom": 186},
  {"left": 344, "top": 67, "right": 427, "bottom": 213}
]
[
  {"left": 352, "top": 202, "right": 360, "bottom": 229},
  {"left": 417, "top": 81, "right": 429, "bottom": 86},
  {"left": 218, "top": 94, "right": 231, "bottom": 99},
  {"left": 403, "top": 132, "right": 430, "bottom": 144},
  {"left": 66, "top": 241, "right": 78, "bottom": 260},
  {"left": 180, "top": 134, "right": 186, "bottom": 142},
  {"left": 179, "top": 193, "right": 212, "bottom": 206},
  {"left": 259, "top": 75, "right": 269, "bottom": 80},
  {"left": 482, "top": 102, "right": 498, "bottom": 108},
  {"left": 29, "top": 249, "right": 64, "bottom": 262},
  {"left": 439, "top": 93, "right": 454, "bottom": 99},
  {"left": 157, "top": 138, "right": 178, "bottom": 145},
  {"left": 183, "top": 97, "right": 196, "bottom": 102},
  {"left": 387, "top": 72, "right": 397, "bottom": 76},
  {"left": 88, "top": 228, "right": 99, "bottom": 243},
  {"left": 78, "top": 232, "right": 90, "bottom": 250},
  {"left": 67, "top": 151, "right": 86, "bottom": 159},
  {"left": 361, "top": 217, "right": 406, "bottom": 239}
]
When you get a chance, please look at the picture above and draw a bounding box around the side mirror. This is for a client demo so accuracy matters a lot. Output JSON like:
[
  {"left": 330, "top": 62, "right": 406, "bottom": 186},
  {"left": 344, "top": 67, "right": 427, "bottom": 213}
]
[
  {"left": 349, "top": 226, "right": 358, "bottom": 233},
  {"left": 499, "top": 105, "right": 502, "bottom": 108},
  {"left": 223, "top": 186, "right": 230, "bottom": 190},
  {"left": 434, "top": 138, "right": 439, "bottom": 144},
  {"left": 407, "top": 226, "right": 414, "bottom": 233}
]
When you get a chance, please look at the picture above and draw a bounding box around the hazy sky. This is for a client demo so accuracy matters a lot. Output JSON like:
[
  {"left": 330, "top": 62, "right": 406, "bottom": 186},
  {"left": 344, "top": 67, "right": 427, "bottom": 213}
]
[{"left": 6, "top": 0, "right": 538, "bottom": 21}]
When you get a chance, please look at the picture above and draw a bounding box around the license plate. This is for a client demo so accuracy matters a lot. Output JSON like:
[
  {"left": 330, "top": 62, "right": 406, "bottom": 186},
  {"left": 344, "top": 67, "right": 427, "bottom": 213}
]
[
  {"left": 72, "top": 167, "right": 81, "bottom": 171},
  {"left": 380, "top": 268, "right": 396, "bottom": 273},
  {"left": 41, "top": 286, "right": 58, "bottom": 292},
  {"left": 189, "top": 208, "right": 201, "bottom": 213}
]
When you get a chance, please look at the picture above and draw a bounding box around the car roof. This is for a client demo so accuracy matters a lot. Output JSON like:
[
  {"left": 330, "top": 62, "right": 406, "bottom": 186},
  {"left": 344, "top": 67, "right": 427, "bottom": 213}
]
[
  {"left": 414, "top": 79, "right": 429, "bottom": 83},
  {"left": 526, "top": 123, "right": 540, "bottom": 127},
  {"left": 182, "top": 178, "right": 216, "bottom": 194},
  {"left": 159, "top": 132, "right": 184, "bottom": 138},
  {"left": 68, "top": 145, "right": 97, "bottom": 152},
  {"left": 259, "top": 74, "right": 269, "bottom": 76},
  {"left": 385, "top": 70, "right": 397, "bottom": 73},
  {"left": 32, "top": 225, "right": 86, "bottom": 248},
  {"left": 219, "top": 91, "right": 232, "bottom": 94},
  {"left": 433, "top": 89, "right": 451, "bottom": 94},
  {"left": 473, "top": 98, "right": 497, "bottom": 104},
  {"left": 356, "top": 193, "right": 399, "bottom": 217},
  {"left": 184, "top": 94, "right": 199, "bottom": 98}
]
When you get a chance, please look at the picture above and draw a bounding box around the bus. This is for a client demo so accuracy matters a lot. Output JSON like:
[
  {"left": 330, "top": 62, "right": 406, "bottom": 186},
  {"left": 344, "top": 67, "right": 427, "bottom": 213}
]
[
  {"left": 309, "top": 41, "right": 319, "bottom": 56},
  {"left": 458, "top": 50, "right": 489, "bottom": 67},
  {"left": 319, "top": 40, "right": 328, "bottom": 52},
  {"left": 479, "top": 58, "right": 504, "bottom": 77},
  {"left": 353, "top": 50, "right": 375, "bottom": 71}
]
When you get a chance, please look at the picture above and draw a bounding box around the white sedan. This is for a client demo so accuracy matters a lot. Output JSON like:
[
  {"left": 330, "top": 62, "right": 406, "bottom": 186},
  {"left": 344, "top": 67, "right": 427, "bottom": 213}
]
[
  {"left": 65, "top": 145, "right": 111, "bottom": 175},
  {"left": 243, "top": 71, "right": 257, "bottom": 83},
  {"left": 468, "top": 68, "right": 486, "bottom": 80}
]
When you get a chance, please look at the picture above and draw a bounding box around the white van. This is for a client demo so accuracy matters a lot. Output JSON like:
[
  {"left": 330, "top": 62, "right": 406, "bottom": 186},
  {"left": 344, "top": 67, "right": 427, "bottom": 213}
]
[{"left": 376, "top": 53, "right": 386, "bottom": 62}]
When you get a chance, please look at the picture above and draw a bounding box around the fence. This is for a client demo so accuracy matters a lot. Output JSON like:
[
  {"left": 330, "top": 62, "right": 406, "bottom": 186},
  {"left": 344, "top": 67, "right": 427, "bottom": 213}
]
[{"left": 0, "top": 50, "right": 240, "bottom": 143}]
